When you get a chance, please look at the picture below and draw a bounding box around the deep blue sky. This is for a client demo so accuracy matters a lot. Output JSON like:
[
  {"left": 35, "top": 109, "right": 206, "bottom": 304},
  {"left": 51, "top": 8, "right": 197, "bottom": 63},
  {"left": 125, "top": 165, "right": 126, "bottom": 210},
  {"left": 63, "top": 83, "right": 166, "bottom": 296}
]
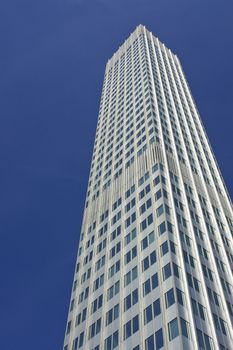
[{"left": 0, "top": 0, "right": 232, "bottom": 349}]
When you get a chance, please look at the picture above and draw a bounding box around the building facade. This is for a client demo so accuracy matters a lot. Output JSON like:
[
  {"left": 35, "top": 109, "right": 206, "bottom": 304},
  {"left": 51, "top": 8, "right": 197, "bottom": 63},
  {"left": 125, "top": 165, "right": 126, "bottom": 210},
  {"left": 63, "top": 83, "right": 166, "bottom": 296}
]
[{"left": 63, "top": 25, "right": 233, "bottom": 350}]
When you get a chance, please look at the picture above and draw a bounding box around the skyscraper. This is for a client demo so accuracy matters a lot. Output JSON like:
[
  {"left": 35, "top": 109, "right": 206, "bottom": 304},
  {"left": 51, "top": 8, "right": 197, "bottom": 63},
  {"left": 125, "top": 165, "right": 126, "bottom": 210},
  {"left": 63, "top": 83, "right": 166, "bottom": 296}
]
[{"left": 63, "top": 25, "right": 233, "bottom": 350}]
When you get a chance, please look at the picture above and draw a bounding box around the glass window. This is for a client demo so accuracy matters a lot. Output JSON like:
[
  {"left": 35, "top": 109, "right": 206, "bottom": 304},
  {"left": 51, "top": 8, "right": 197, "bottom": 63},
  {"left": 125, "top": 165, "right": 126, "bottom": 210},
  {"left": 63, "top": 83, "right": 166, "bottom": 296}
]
[
  {"left": 165, "top": 288, "right": 175, "bottom": 308},
  {"left": 133, "top": 346, "right": 140, "bottom": 350},
  {"left": 153, "top": 298, "right": 161, "bottom": 316},
  {"left": 125, "top": 251, "right": 131, "bottom": 264},
  {"left": 150, "top": 251, "right": 156, "bottom": 264},
  {"left": 142, "top": 256, "right": 149, "bottom": 271},
  {"left": 170, "top": 241, "right": 176, "bottom": 254},
  {"left": 124, "top": 294, "right": 131, "bottom": 311},
  {"left": 141, "top": 219, "right": 147, "bottom": 231},
  {"left": 163, "top": 263, "right": 171, "bottom": 280},
  {"left": 168, "top": 318, "right": 179, "bottom": 341},
  {"left": 198, "top": 303, "right": 205, "bottom": 321},
  {"left": 107, "top": 286, "right": 113, "bottom": 300},
  {"left": 96, "top": 318, "right": 101, "bottom": 334},
  {"left": 193, "top": 277, "right": 199, "bottom": 292},
  {"left": 124, "top": 315, "right": 139, "bottom": 340},
  {"left": 143, "top": 279, "right": 151, "bottom": 296},
  {"left": 106, "top": 308, "right": 113, "bottom": 326},
  {"left": 148, "top": 231, "right": 155, "bottom": 244},
  {"left": 180, "top": 318, "right": 189, "bottom": 338},
  {"left": 124, "top": 320, "right": 131, "bottom": 339},
  {"left": 155, "top": 189, "right": 162, "bottom": 200},
  {"left": 66, "top": 321, "right": 71, "bottom": 334},
  {"left": 73, "top": 338, "right": 78, "bottom": 350},
  {"left": 176, "top": 288, "right": 184, "bottom": 306},
  {"left": 145, "top": 335, "right": 154, "bottom": 350},
  {"left": 213, "top": 292, "right": 219, "bottom": 307},
  {"left": 204, "top": 333, "right": 212, "bottom": 350},
  {"left": 144, "top": 304, "right": 153, "bottom": 324},
  {"left": 197, "top": 328, "right": 205, "bottom": 349},
  {"left": 104, "top": 335, "right": 111, "bottom": 350},
  {"left": 141, "top": 237, "right": 148, "bottom": 250},
  {"left": 154, "top": 176, "right": 160, "bottom": 185},
  {"left": 213, "top": 313, "right": 220, "bottom": 330},
  {"left": 113, "top": 331, "right": 118, "bottom": 349},
  {"left": 114, "top": 304, "right": 119, "bottom": 319},
  {"left": 132, "top": 228, "right": 137, "bottom": 239},
  {"left": 187, "top": 273, "right": 193, "bottom": 288},
  {"left": 148, "top": 214, "right": 153, "bottom": 225},
  {"left": 156, "top": 205, "right": 164, "bottom": 217},
  {"left": 132, "top": 266, "right": 138, "bottom": 280},
  {"left": 173, "top": 263, "right": 179, "bottom": 278},
  {"left": 155, "top": 328, "right": 164, "bottom": 349},
  {"left": 159, "top": 222, "right": 166, "bottom": 235},
  {"left": 140, "top": 203, "right": 146, "bottom": 214},
  {"left": 161, "top": 241, "right": 169, "bottom": 256},
  {"left": 124, "top": 271, "right": 131, "bottom": 286},
  {"left": 132, "top": 289, "right": 138, "bottom": 305},
  {"left": 133, "top": 315, "right": 139, "bottom": 333},
  {"left": 167, "top": 221, "right": 173, "bottom": 233},
  {"left": 151, "top": 273, "right": 158, "bottom": 289},
  {"left": 79, "top": 332, "right": 84, "bottom": 347},
  {"left": 115, "top": 281, "right": 120, "bottom": 294},
  {"left": 191, "top": 299, "right": 198, "bottom": 316},
  {"left": 219, "top": 318, "right": 227, "bottom": 335}
]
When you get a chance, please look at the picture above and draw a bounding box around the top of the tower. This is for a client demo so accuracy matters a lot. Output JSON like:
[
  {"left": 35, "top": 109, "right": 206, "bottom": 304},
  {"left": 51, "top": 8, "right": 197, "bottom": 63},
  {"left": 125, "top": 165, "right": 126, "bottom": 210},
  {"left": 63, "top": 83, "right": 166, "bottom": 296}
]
[{"left": 105, "top": 24, "right": 178, "bottom": 70}]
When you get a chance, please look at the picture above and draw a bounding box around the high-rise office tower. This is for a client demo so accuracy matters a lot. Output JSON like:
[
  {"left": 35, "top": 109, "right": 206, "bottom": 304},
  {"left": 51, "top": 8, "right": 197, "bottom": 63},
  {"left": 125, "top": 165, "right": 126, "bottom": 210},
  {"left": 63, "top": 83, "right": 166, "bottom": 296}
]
[{"left": 63, "top": 25, "right": 233, "bottom": 350}]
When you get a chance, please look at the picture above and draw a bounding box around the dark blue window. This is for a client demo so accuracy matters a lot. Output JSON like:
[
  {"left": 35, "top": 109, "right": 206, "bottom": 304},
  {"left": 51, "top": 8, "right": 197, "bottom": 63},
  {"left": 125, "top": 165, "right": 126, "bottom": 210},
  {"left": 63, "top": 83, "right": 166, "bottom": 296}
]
[
  {"left": 151, "top": 273, "right": 158, "bottom": 289},
  {"left": 153, "top": 298, "right": 161, "bottom": 316},
  {"left": 163, "top": 263, "right": 171, "bottom": 280},
  {"left": 144, "top": 305, "right": 153, "bottom": 324},
  {"left": 145, "top": 335, "right": 154, "bottom": 350},
  {"left": 155, "top": 328, "right": 164, "bottom": 349},
  {"left": 165, "top": 288, "right": 175, "bottom": 308}
]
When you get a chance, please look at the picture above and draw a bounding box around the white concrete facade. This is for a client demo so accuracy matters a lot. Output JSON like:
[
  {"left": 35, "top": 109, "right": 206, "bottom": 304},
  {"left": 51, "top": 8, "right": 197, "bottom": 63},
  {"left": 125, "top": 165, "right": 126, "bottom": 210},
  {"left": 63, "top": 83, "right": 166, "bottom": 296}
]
[{"left": 63, "top": 25, "right": 233, "bottom": 350}]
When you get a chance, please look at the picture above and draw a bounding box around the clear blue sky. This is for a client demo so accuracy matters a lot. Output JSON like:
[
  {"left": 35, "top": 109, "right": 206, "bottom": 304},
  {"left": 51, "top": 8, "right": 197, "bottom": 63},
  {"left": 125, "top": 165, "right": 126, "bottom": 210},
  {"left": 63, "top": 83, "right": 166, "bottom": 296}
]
[{"left": 0, "top": 0, "right": 232, "bottom": 349}]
